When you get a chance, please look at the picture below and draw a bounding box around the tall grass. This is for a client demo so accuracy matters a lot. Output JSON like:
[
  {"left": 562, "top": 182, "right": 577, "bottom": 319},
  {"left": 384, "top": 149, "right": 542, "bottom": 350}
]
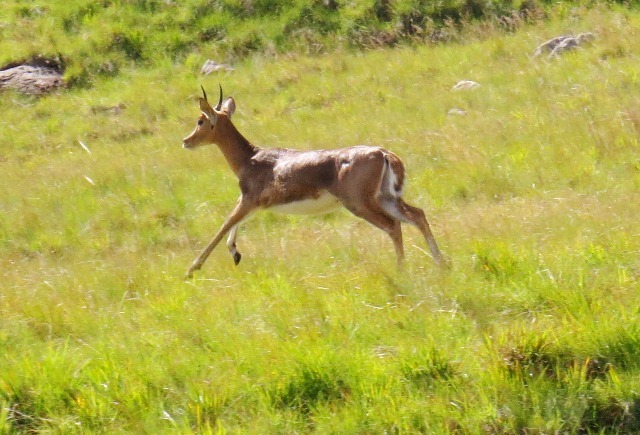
[{"left": 2, "top": 3, "right": 640, "bottom": 433}]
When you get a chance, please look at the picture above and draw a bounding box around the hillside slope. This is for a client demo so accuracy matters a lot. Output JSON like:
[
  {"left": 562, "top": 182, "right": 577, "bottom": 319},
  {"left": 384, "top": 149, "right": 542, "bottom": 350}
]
[
  {"left": 2, "top": 3, "right": 640, "bottom": 433},
  {"left": 2, "top": 0, "right": 548, "bottom": 86}
]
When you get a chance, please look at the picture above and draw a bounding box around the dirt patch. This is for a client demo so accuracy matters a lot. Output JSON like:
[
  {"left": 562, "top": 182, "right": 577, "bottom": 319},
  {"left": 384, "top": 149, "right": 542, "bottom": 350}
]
[{"left": 0, "top": 56, "right": 65, "bottom": 95}]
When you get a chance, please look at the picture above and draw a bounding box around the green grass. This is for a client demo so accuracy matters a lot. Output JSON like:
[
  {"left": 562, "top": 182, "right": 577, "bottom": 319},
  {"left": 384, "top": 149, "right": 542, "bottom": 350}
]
[{"left": 2, "top": 2, "right": 640, "bottom": 433}]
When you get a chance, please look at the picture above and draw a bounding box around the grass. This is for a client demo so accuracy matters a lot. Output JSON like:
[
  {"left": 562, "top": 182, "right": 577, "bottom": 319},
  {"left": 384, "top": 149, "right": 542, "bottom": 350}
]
[
  {"left": 2, "top": 2, "right": 640, "bottom": 433},
  {"left": 0, "top": 0, "right": 546, "bottom": 87}
]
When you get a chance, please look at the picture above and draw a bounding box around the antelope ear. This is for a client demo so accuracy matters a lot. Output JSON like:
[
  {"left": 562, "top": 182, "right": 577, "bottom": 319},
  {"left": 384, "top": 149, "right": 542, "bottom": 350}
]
[
  {"left": 221, "top": 97, "right": 236, "bottom": 118},
  {"left": 199, "top": 97, "right": 213, "bottom": 113},
  {"left": 199, "top": 98, "right": 215, "bottom": 120}
]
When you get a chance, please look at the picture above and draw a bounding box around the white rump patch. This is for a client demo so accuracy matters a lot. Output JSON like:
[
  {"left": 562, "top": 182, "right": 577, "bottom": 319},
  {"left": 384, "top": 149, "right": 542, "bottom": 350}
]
[
  {"left": 271, "top": 191, "right": 341, "bottom": 215},
  {"left": 380, "top": 157, "right": 403, "bottom": 198},
  {"left": 386, "top": 165, "right": 402, "bottom": 197}
]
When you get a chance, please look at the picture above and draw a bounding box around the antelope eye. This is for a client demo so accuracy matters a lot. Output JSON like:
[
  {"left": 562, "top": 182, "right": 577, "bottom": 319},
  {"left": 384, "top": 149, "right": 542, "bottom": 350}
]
[{"left": 197, "top": 119, "right": 204, "bottom": 126}]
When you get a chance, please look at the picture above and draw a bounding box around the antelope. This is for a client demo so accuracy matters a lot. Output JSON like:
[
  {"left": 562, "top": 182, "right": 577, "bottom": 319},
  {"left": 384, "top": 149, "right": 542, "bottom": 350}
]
[{"left": 182, "top": 85, "right": 444, "bottom": 278}]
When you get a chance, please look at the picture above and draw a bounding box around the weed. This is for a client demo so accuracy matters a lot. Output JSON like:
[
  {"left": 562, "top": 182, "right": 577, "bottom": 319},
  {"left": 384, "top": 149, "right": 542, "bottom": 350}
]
[
  {"left": 110, "top": 30, "right": 147, "bottom": 61},
  {"left": 580, "top": 395, "right": 640, "bottom": 433},
  {"left": 400, "top": 348, "right": 458, "bottom": 389},
  {"left": 595, "top": 324, "right": 640, "bottom": 372},
  {"left": 1, "top": 384, "right": 45, "bottom": 433},
  {"left": 473, "top": 243, "right": 524, "bottom": 282},
  {"left": 500, "top": 333, "right": 565, "bottom": 381},
  {"left": 270, "top": 360, "right": 351, "bottom": 415}
]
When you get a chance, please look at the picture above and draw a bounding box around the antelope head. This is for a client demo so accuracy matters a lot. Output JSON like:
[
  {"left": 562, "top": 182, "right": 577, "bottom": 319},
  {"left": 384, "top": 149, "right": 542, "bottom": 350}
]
[{"left": 182, "top": 85, "right": 236, "bottom": 149}]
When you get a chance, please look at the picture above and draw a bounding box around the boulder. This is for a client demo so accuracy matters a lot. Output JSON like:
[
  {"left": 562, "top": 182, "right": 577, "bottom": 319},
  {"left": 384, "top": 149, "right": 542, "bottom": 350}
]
[{"left": 0, "top": 57, "right": 64, "bottom": 95}]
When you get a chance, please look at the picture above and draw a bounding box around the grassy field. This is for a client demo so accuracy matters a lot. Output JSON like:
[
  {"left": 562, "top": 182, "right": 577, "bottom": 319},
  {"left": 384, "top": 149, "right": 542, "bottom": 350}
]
[{"left": 2, "top": 2, "right": 640, "bottom": 433}]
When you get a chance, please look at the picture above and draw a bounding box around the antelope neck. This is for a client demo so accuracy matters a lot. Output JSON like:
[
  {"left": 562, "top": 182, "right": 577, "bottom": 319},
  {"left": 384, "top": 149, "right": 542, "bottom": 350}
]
[{"left": 214, "top": 119, "right": 259, "bottom": 176}]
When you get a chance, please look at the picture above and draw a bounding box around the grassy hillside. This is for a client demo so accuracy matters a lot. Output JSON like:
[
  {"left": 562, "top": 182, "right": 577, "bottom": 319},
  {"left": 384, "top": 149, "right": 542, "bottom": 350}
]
[
  {"left": 2, "top": 2, "right": 640, "bottom": 433},
  {"left": 1, "top": 0, "right": 558, "bottom": 87}
]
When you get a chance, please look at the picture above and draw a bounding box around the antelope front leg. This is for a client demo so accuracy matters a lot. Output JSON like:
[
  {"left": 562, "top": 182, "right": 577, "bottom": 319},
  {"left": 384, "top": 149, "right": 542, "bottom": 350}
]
[
  {"left": 186, "top": 198, "right": 252, "bottom": 278},
  {"left": 226, "top": 224, "right": 241, "bottom": 265}
]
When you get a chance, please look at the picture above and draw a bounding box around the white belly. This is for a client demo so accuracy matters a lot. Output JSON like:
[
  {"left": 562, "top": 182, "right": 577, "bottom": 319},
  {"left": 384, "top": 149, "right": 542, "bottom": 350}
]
[{"left": 271, "top": 192, "right": 342, "bottom": 215}]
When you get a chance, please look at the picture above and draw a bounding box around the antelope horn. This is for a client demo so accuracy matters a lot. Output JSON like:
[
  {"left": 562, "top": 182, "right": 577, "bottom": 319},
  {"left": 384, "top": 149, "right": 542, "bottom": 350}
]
[
  {"left": 214, "top": 84, "right": 223, "bottom": 111},
  {"left": 201, "top": 85, "right": 208, "bottom": 101}
]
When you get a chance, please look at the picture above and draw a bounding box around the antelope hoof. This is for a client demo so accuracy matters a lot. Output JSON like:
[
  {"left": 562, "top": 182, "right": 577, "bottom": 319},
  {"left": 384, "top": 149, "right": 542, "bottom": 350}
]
[
  {"left": 185, "top": 263, "right": 202, "bottom": 279},
  {"left": 435, "top": 255, "right": 451, "bottom": 270},
  {"left": 233, "top": 252, "right": 242, "bottom": 265}
]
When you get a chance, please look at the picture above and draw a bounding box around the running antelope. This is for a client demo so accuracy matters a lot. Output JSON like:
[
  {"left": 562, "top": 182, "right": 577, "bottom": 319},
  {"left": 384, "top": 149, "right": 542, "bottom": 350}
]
[{"left": 182, "top": 86, "right": 444, "bottom": 278}]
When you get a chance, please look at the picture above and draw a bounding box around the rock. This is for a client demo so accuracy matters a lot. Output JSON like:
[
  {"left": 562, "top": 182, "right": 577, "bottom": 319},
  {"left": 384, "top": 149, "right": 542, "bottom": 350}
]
[
  {"left": 533, "top": 35, "right": 572, "bottom": 57},
  {"left": 576, "top": 32, "right": 596, "bottom": 44},
  {"left": 548, "top": 37, "right": 580, "bottom": 58},
  {"left": 533, "top": 32, "right": 595, "bottom": 58},
  {"left": 447, "top": 108, "right": 467, "bottom": 116},
  {"left": 200, "top": 60, "right": 234, "bottom": 75},
  {"left": 452, "top": 80, "right": 480, "bottom": 91},
  {"left": 0, "top": 64, "right": 63, "bottom": 95}
]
